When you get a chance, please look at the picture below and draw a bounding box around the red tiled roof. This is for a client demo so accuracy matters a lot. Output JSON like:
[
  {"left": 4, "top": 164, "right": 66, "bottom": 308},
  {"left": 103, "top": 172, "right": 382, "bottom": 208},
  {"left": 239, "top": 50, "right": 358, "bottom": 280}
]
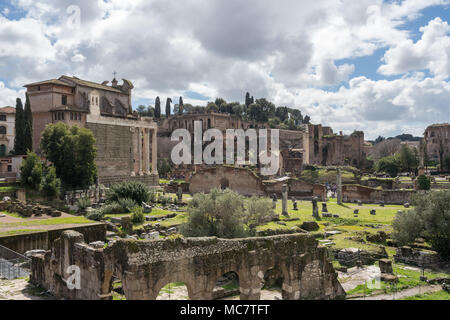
[{"left": 0, "top": 106, "right": 15, "bottom": 114}]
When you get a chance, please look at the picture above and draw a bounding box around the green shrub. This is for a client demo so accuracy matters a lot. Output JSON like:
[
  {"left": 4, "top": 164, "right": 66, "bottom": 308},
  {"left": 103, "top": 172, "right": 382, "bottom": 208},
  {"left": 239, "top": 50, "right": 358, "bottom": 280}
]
[
  {"left": 86, "top": 210, "right": 104, "bottom": 221},
  {"left": 77, "top": 197, "right": 91, "bottom": 213},
  {"left": 40, "top": 166, "right": 61, "bottom": 198},
  {"left": 180, "top": 188, "right": 248, "bottom": 239},
  {"left": 245, "top": 196, "right": 275, "bottom": 227},
  {"left": 117, "top": 198, "right": 137, "bottom": 212},
  {"left": 130, "top": 206, "right": 145, "bottom": 224},
  {"left": 159, "top": 195, "right": 170, "bottom": 205},
  {"left": 20, "top": 151, "right": 43, "bottom": 190},
  {"left": 393, "top": 190, "right": 450, "bottom": 258},
  {"left": 106, "top": 181, "right": 149, "bottom": 204},
  {"left": 417, "top": 175, "right": 431, "bottom": 190},
  {"left": 149, "top": 191, "right": 157, "bottom": 203},
  {"left": 98, "top": 202, "right": 124, "bottom": 215}
]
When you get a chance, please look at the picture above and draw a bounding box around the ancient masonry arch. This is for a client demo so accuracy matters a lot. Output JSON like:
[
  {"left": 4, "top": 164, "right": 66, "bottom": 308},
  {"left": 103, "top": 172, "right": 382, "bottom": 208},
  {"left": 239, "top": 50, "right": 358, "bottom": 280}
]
[{"left": 30, "top": 230, "right": 346, "bottom": 300}]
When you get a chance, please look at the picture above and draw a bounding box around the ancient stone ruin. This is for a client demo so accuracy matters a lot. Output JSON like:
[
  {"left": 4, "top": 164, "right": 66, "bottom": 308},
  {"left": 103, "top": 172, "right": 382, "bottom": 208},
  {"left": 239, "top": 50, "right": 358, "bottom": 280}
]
[
  {"left": 30, "top": 230, "right": 346, "bottom": 300},
  {"left": 0, "top": 200, "right": 63, "bottom": 217}
]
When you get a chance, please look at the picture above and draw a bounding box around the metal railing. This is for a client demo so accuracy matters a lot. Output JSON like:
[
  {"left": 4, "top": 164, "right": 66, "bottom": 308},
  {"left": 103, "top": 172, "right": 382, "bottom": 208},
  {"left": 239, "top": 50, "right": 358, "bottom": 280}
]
[{"left": 0, "top": 245, "right": 30, "bottom": 280}]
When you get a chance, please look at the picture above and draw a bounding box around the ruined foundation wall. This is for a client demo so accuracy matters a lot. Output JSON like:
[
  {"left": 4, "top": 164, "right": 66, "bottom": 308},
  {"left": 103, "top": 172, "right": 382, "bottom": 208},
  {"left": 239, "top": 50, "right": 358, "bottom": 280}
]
[
  {"left": 0, "top": 223, "right": 106, "bottom": 254},
  {"left": 342, "top": 184, "right": 414, "bottom": 204},
  {"left": 31, "top": 230, "right": 345, "bottom": 300}
]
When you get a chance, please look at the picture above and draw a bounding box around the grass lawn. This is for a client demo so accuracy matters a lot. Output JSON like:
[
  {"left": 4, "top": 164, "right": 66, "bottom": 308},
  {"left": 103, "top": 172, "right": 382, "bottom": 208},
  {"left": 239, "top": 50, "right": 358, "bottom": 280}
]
[
  {"left": 346, "top": 263, "right": 449, "bottom": 296},
  {"left": 0, "top": 186, "right": 18, "bottom": 193},
  {"left": 0, "top": 216, "right": 94, "bottom": 228},
  {"left": 403, "top": 290, "right": 450, "bottom": 300},
  {"left": 0, "top": 229, "right": 43, "bottom": 237}
]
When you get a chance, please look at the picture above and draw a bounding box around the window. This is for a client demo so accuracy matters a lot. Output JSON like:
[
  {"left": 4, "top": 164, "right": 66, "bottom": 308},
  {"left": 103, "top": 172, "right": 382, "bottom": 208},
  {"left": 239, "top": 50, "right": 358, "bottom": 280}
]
[
  {"left": 38, "top": 86, "right": 41, "bottom": 91},
  {"left": 62, "top": 95, "right": 67, "bottom": 105},
  {"left": 70, "top": 112, "right": 73, "bottom": 120},
  {"left": 0, "top": 126, "right": 6, "bottom": 134},
  {"left": 0, "top": 115, "right": 6, "bottom": 121},
  {"left": 7, "top": 165, "right": 11, "bottom": 172}
]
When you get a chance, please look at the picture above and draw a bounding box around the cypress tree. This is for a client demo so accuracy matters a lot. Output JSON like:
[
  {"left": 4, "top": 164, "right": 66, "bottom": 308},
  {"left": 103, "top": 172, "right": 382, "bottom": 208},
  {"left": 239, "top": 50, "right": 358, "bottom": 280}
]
[
  {"left": 23, "top": 93, "right": 33, "bottom": 152},
  {"left": 165, "top": 97, "right": 172, "bottom": 117},
  {"left": 179, "top": 96, "right": 184, "bottom": 115},
  {"left": 245, "top": 92, "right": 251, "bottom": 107},
  {"left": 155, "top": 97, "right": 161, "bottom": 118},
  {"left": 14, "top": 98, "right": 25, "bottom": 155}
]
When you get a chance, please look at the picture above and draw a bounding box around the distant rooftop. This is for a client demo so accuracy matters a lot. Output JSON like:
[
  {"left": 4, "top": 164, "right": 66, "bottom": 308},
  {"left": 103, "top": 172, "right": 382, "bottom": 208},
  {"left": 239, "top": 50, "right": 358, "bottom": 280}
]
[
  {"left": 426, "top": 123, "right": 450, "bottom": 128},
  {"left": 0, "top": 106, "right": 16, "bottom": 114},
  {"left": 24, "top": 75, "right": 133, "bottom": 94}
]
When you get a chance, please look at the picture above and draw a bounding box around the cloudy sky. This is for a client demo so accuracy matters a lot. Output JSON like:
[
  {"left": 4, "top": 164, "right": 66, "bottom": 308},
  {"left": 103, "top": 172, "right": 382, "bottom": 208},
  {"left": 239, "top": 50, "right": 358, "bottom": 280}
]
[{"left": 0, "top": 0, "right": 449, "bottom": 139}]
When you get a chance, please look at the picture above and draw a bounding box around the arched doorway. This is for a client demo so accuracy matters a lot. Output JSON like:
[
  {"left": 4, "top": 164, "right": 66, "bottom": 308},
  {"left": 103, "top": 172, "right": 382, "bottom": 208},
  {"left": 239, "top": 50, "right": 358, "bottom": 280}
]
[
  {"left": 156, "top": 282, "right": 191, "bottom": 300},
  {"left": 214, "top": 271, "right": 240, "bottom": 300},
  {"left": 260, "top": 267, "right": 283, "bottom": 300},
  {"left": 220, "top": 178, "right": 229, "bottom": 190}
]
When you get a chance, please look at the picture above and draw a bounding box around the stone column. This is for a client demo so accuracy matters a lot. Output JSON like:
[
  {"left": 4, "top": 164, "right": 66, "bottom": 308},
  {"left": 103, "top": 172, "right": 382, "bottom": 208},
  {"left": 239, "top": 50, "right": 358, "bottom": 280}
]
[
  {"left": 143, "top": 128, "right": 150, "bottom": 174},
  {"left": 151, "top": 128, "right": 158, "bottom": 175},
  {"left": 312, "top": 196, "right": 319, "bottom": 218},
  {"left": 130, "top": 127, "right": 138, "bottom": 176},
  {"left": 336, "top": 167, "right": 342, "bottom": 205},
  {"left": 138, "top": 128, "right": 143, "bottom": 175},
  {"left": 282, "top": 184, "right": 289, "bottom": 216}
]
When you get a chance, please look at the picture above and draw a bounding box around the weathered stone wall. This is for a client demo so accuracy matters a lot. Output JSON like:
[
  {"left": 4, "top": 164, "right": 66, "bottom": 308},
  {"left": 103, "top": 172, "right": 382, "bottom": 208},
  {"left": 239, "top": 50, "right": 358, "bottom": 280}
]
[
  {"left": 189, "top": 166, "right": 266, "bottom": 196},
  {"left": 85, "top": 122, "right": 134, "bottom": 178},
  {"left": 342, "top": 184, "right": 414, "bottom": 204},
  {"left": 30, "top": 230, "right": 111, "bottom": 300},
  {"left": 394, "top": 246, "right": 449, "bottom": 269},
  {"left": 264, "top": 179, "right": 326, "bottom": 201},
  {"left": 361, "top": 178, "right": 394, "bottom": 190},
  {"left": 31, "top": 231, "right": 346, "bottom": 300},
  {"left": 0, "top": 223, "right": 106, "bottom": 254}
]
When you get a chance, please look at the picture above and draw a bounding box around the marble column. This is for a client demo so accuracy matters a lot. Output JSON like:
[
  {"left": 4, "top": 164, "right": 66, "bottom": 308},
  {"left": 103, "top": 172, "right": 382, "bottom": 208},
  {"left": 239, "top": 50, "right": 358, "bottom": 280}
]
[
  {"left": 152, "top": 128, "right": 158, "bottom": 175},
  {"left": 138, "top": 128, "right": 143, "bottom": 175},
  {"left": 143, "top": 128, "right": 150, "bottom": 174},
  {"left": 282, "top": 184, "right": 289, "bottom": 216},
  {"left": 131, "top": 127, "right": 138, "bottom": 176},
  {"left": 337, "top": 167, "right": 342, "bottom": 205}
]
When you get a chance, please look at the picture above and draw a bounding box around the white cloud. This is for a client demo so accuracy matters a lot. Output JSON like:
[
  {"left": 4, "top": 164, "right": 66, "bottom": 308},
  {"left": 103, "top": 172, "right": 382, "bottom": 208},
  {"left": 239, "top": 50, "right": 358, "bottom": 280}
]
[
  {"left": 0, "top": 0, "right": 449, "bottom": 139},
  {"left": 0, "top": 82, "right": 25, "bottom": 107},
  {"left": 378, "top": 17, "right": 450, "bottom": 79}
]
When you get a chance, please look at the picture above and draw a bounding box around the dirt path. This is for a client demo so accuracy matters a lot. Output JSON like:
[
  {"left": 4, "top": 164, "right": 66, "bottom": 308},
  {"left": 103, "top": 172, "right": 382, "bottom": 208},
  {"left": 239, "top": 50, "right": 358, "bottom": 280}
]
[
  {"left": 349, "top": 284, "right": 442, "bottom": 300},
  {"left": 0, "top": 278, "right": 53, "bottom": 300}
]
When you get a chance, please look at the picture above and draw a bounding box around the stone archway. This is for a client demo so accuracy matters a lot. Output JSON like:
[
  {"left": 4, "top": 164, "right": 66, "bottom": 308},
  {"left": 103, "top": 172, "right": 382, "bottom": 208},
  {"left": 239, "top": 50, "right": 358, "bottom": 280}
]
[{"left": 220, "top": 178, "right": 229, "bottom": 190}]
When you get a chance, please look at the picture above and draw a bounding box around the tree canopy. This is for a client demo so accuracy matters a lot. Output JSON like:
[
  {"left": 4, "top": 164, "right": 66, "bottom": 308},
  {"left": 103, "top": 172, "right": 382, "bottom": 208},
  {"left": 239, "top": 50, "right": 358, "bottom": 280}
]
[{"left": 40, "top": 122, "right": 97, "bottom": 189}]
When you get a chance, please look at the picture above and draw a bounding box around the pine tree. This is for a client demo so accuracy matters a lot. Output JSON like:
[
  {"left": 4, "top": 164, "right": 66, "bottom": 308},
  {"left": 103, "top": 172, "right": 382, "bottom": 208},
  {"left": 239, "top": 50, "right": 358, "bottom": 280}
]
[
  {"left": 165, "top": 97, "right": 172, "bottom": 117},
  {"left": 23, "top": 93, "right": 33, "bottom": 152},
  {"left": 14, "top": 98, "right": 25, "bottom": 155},
  {"left": 155, "top": 97, "right": 161, "bottom": 118}
]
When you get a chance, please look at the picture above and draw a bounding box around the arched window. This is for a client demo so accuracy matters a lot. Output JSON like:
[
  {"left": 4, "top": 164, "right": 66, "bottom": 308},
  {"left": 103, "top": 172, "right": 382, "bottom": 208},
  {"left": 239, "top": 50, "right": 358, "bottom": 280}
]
[{"left": 0, "top": 126, "right": 6, "bottom": 134}]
